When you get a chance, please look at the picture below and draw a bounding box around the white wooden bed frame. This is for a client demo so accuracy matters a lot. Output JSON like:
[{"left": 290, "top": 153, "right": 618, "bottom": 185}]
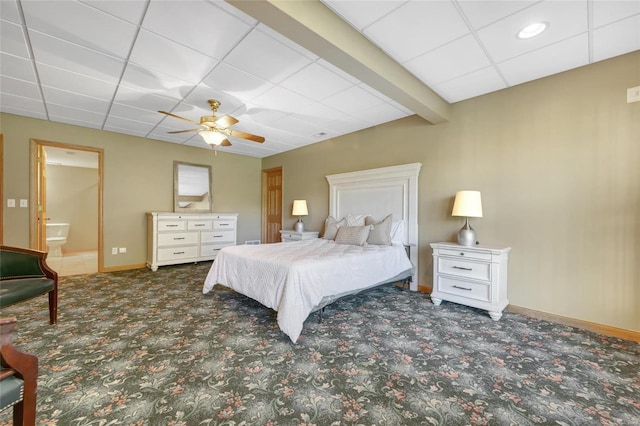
[{"left": 326, "top": 162, "right": 422, "bottom": 291}]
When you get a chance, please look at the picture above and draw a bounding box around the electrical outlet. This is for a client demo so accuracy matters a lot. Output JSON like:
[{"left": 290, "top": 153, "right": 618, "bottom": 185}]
[
  {"left": 628, "top": 86, "right": 640, "bottom": 103},
  {"left": 112, "top": 247, "right": 118, "bottom": 255},
  {"left": 119, "top": 247, "right": 127, "bottom": 254}
]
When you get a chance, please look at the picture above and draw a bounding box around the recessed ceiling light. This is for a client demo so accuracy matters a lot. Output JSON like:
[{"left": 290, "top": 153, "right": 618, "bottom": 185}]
[{"left": 517, "top": 22, "right": 548, "bottom": 39}]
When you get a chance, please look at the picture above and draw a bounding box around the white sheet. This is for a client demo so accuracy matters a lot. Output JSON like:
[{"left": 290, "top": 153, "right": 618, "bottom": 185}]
[{"left": 202, "top": 239, "right": 413, "bottom": 343}]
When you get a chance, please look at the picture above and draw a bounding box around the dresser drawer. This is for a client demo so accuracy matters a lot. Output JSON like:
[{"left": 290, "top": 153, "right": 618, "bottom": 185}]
[
  {"left": 438, "top": 257, "right": 490, "bottom": 281},
  {"left": 158, "top": 220, "right": 186, "bottom": 231},
  {"left": 187, "top": 220, "right": 212, "bottom": 231},
  {"left": 213, "top": 219, "right": 235, "bottom": 230},
  {"left": 200, "top": 244, "right": 232, "bottom": 257},
  {"left": 438, "top": 247, "right": 492, "bottom": 261},
  {"left": 201, "top": 230, "right": 235, "bottom": 244},
  {"left": 158, "top": 232, "right": 198, "bottom": 246},
  {"left": 437, "top": 276, "right": 491, "bottom": 303},
  {"left": 157, "top": 245, "right": 199, "bottom": 261}
]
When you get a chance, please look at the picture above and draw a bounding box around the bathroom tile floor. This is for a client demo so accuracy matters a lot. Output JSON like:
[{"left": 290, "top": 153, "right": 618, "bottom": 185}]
[{"left": 47, "top": 250, "right": 98, "bottom": 277}]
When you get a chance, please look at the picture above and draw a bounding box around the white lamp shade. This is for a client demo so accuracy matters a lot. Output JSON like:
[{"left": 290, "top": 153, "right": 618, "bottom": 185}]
[
  {"left": 452, "top": 191, "right": 483, "bottom": 218},
  {"left": 199, "top": 130, "right": 227, "bottom": 145},
  {"left": 292, "top": 199, "right": 308, "bottom": 216}
]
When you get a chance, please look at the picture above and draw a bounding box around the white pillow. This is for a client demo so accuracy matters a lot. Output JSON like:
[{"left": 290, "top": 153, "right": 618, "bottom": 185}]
[
  {"left": 334, "top": 225, "right": 372, "bottom": 246},
  {"left": 390, "top": 220, "right": 406, "bottom": 244},
  {"left": 323, "top": 216, "right": 345, "bottom": 240},
  {"left": 365, "top": 214, "right": 392, "bottom": 245},
  {"left": 344, "top": 214, "right": 367, "bottom": 227}
]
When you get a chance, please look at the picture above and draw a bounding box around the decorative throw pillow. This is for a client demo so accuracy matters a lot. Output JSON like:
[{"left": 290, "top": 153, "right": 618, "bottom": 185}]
[
  {"left": 323, "top": 216, "right": 345, "bottom": 240},
  {"left": 366, "top": 214, "right": 393, "bottom": 245},
  {"left": 344, "top": 214, "right": 367, "bottom": 227},
  {"left": 334, "top": 225, "right": 372, "bottom": 246}
]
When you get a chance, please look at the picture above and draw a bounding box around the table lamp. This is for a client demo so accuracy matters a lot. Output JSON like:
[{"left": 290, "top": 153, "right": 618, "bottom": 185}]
[
  {"left": 292, "top": 200, "right": 308, "bottom": 232},
  {"left": 452, "top": 191, "right": 483, "bottom": 246}
]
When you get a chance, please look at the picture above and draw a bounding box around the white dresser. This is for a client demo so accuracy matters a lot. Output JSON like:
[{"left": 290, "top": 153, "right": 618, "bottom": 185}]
[
  {"left": 430, "top": 242, "right": 511, "bottom": 320},
  {"left": 279, "top": 230, "right": 319, "bottom": 242},
  {"left": 147, "top": 212, "right": 238, "bottom": 271}
]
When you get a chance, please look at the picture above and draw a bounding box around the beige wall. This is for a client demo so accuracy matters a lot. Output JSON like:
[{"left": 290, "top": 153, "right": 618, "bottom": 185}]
[
  {"left": 263, "top": 51, "right": 640, "bottom": 333},
  {"left": 0, "top": 115, "right": 262, "bottom": 268},
  {"left": 46, "top": 164, "right": 99, "bottom": 252}
]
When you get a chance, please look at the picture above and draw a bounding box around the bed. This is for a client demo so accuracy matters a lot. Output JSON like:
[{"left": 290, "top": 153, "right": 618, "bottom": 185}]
[{"left": 203, "top": 163, "right": 422, "bottom": 343}]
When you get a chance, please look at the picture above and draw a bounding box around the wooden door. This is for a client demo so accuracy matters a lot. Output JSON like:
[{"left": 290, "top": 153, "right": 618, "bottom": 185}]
[{"left": 262, "top": 167, "right": 282, "bottom": 244}]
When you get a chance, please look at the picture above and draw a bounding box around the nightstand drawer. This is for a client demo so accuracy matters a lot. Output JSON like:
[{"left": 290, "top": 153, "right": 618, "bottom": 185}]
[
  {"left": 439, "top": 248, "right": 492, "bottom": 261},
  {"left": 280, "top": 232, "right": 299, "bottom": 241},
  {"left": 437, "top": 276, "right": 490, "bottom": 302},
  {"left": 438, "top": 257, "right": 490, "bottom": 281}
]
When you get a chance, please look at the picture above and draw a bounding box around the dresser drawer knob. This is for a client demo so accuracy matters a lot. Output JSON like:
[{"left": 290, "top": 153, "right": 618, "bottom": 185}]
[{"left": 453, "top": 266, "right": 472, "bottom": 271}]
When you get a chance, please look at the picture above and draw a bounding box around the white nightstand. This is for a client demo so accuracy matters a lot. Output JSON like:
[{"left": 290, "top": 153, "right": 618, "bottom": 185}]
[
  {"left": 430, "top": 242, "right": 511, "bottom": 321},
  {"left": 279, "top": 230, "right": 319, "bottom": 242}
]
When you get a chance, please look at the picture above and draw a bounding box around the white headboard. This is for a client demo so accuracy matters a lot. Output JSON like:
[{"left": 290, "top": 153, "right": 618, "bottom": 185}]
[{"left": 326, "top": 163, "right": 422, "bottom": 290}]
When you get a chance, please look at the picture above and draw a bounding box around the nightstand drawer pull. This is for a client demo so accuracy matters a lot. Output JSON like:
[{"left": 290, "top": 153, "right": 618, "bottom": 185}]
[
  {"left": 453, "top": 266, "right": 472, "bottom": 271},
  {"left": 453, "top": 285, "right": 472, "bottom": 291},
  {"left": 173, "top": 251, "right": 185, "bottom": 255}
]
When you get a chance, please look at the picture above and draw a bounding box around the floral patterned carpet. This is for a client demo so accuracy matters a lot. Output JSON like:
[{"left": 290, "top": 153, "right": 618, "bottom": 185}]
[{"left": 1, "top": 262, "right": 638, "bottom": 425}]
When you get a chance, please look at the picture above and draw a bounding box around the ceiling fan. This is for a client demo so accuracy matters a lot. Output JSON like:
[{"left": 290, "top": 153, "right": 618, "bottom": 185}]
[{"left": 159, "top": 99, "right": 265, "bottom": 147}]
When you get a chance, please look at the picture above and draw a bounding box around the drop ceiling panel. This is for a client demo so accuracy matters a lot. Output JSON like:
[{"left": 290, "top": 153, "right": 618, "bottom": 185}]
[
  {"left": 498, "top": 34, "right": 590, "bottom": 87},
  {"left": 0, "top": 0, "right": 21, "bottom": 24},
  {"left": 28, "top": 31, "right": 124, "bottom": 83},
  {"left": 404, "top": 34, "right": 492, "bottom": 86},
  {"left": 201, "top": 63, "right": 273, "bottom": 102},
  {"left": 120, "top": 62, "right": 196, "bottom": 100},
  {"left": 0, "top": 19, "right": 31, "bottom": 58},
  {"left": 0, "top": 52, "right": 36, "bottom": 82},
  {"left": 592, "top": 0, "right": 640, "bottom": 27},
  {"left": 103, "top": 115, "right": 156, "bottom": 133},
  {"left": 108, "top": 102, "right": 165, "bottom": 124},
  {"left": 1, "top": 75, "right": 41, "bottom": 99},
  {"left": 129, "top": 29, "right": 219, "bottom": 84},
  {"left": 362, "top": 1, "right": 469, "bottom": 63},
  {"left": 142, "top": 0, "right": 251, "bottom": 59},
  {"left": 38, "top": 63, "right": 117, "bottom": 100},
  {"left": 323, "top": 0, "right": 403, "bottom": 31},
  {"left": 21, "top": 0, "right": 137, "bottom": 58},
  {"left": 47, "top": 103, "right": 106, "bottom": 126},
  {"left": 592, "top": 15, "right": 640, "bottom": 62},
  {"left": 223, "top": 28, "right": 313, "bottom": 84},
  {"left": 113, "top": 85, "right": 179, "bottom": 112},
  {"left": 322, "top": 85, "right": 387, "bottom": 116},
  {"left": 42, "top": 86, "right": 111, "bottom": 115},
  {"left": 251, "top": 85, "right": 315, "bottom": 115},
  {"left": 81, "top": 0, "right": 148, "bottom": 25},
  {"left": 434, "top": 66, "right": 507, "bottom": 104},
  {"left": 477, "top": 1, "right": 588, "bottom": 63},
  {"left": 456, "top": 1, "right": 537, "bottom": 30}
]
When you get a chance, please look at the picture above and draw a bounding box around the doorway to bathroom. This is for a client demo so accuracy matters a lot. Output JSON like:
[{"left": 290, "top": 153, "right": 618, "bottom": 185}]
[{"left": 29, "top": 140, "right": 103, "bottom": 276}]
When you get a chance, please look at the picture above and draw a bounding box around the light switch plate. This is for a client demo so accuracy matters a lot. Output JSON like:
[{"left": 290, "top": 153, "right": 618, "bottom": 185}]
[
  {"left": 7, "top": 199, "right": 16, "bottom": 208},
  {"left": 20, "top": 199, "right": 28, "bottom": 208}
]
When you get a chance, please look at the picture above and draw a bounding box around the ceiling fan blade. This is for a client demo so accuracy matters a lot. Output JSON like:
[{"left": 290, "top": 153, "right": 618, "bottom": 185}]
[
  {"left": 158, "top": 110, "right": 202, "bottom": 126},
  {"left": 220, "top": 139, "right": 232, "bottom": 147},
  {"left": 215, "top": 115, "right": 239, "bottom": 128},
  {"left": 228, "top": 129, "right": 265, "bottom": 143},
  {"left": 167, "top": 129, "right": 201, "bottom": 134}
]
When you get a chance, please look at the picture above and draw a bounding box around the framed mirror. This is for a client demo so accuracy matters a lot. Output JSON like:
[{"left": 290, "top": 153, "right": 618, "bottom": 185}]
[{"left": 174, "top": 161, "right": 213, "bottom": 213}]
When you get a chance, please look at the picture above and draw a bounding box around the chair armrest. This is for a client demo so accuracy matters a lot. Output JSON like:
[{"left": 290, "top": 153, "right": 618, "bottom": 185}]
[
  {"left": 0, "top": 245, "right": 57, "bottom": 283},
  {"left": 0, "top": 317, "right": 38, "bottom": 383}
]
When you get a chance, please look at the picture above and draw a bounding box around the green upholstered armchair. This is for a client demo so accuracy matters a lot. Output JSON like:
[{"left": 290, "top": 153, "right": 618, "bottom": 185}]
[
  {"left": 0, "top": 317, "right": 38, "bottom": 425},
  {"left": 0, "top": 246, "right": 58, "bottom": 324}
]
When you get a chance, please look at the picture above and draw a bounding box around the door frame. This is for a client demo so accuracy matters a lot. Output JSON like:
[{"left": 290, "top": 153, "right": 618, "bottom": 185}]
[{"left": 29, "top": 139, "right": 104, "bottom": 272}]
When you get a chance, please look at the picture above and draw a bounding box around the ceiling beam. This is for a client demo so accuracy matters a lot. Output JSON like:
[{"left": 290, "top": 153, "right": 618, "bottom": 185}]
[{"left": 228, "top": 0, "right": 450, "bottom": 124}]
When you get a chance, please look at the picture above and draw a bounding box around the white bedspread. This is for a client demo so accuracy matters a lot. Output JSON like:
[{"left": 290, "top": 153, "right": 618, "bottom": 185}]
[{"left": 202, "top": 239, "right": 413, "bottom": 343}]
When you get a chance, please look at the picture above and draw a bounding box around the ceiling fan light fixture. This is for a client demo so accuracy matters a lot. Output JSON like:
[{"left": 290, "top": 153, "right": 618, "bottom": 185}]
[
  {"left": 199, "top": 130, "right": 227, "bottom": 146},
  {"left": 517, "top": 21, "right": 548, "bottom": 39}
]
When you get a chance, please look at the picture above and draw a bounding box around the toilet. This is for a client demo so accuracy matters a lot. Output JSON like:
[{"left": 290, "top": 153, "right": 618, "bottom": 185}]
[{"left": 46, "top": 223, "right": 70, "bottom": 257}]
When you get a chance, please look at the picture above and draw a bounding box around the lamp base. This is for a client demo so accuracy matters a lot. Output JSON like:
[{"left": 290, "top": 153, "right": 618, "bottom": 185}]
[
  {"left": 457, "top": 218, "right": 477, "bottom": 246},
  {"left": 294, "top": 219, "right": 305, "bottom": 233}
]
